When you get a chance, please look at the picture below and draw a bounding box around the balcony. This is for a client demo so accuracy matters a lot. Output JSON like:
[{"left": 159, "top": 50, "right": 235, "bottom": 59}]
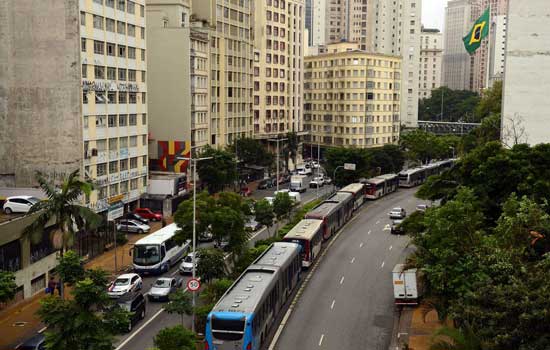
[
  {"left": 109, "top": 173, "right": 120, "bottom": 183},
  {"left": 95, "top": 175, "right": 108, "bottom": 186},
  {"left": 120, "top": 170, "right": 130, "bottom": 181}
]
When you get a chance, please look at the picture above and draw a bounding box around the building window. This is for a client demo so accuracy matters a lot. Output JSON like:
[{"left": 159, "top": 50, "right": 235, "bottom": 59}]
[
  {"left": 127, "top": 1, "right": 135, "bottom": 14},
  {"left": 108, "top": 115, "right": 117, "bottom": 127},
  {"left": 107, "top": 42, "right": 115, "bottom": 56},
  {"left": 117, "top": 0, "right": 125, "bottom": 11},
  {"left": 94, "top": 40, "right": 104, "bottom": 54},
  {"left": 118, "top": 68, "right": 127, "bottom": 81},
  {"left": 81, "top": 38, "right": 86, "bottom": 52},
  {"left": 107, "top": 91, "right": 116, "bottom": 104},
  {"left": 129, "top": 93, "right": 137, "bottom": 104},
  {"left": 95, "top": 92, "right": 106, "bottom": 104},
  {"left": 141, "top": 49, "right": 145, "bottom": 61},
  {"left": 107, "top": 67, "right": 116, "bottom": 80},
  {"left": 141, "top": 71, "right": 146, "bottom": 82},
  {"left": 142, "top": 114, "right": 147, "bottom": 125},
  {"left": 94, "top": 65, "right": 105, "bottom": 79},
  {"left": 140, "top": 4, "right": 144, "bottom": 17},
  {"left": 127, "top": 24, "right": 135, "bottom": 37},
  {"left": 141, "top": 27, "right": 145, "bottom": 39},
  {"left": 80, "top": 12, "right": 86, "bottom": 25},
  {"left": 117, "top": 21, "right": 126, "bottom": 35},
  {"left": 97, "top": 163, "right": 107, "bottom": 177},
  {"left": 82, "top": 64, "right": 87, "bottom": 78},
  {"left": 83, "top": 92, "right": 88, "bottom": 104},
  {"left": 93, "top": 15, "right": 104, "bottom": 30},
  {"left": 128, "top": 114, "right": 137, "bottom": 126},
  {"left": 106, "top": 0, "right": 114, "bottom": 8},
  {"left": 141, "top": 92, "right": 146, "bottom": 103},
  {"left": 106, "top": 18, "right": 115, "bottom": 32},
  {"left": 119, "top": 114, "right": 128, "bottom": 126},
  {"left": 119, "top": 92, "right": 127, "bottom": 104},
  {"left": 128, "top": 70, "right": 136, "bottom": 82},
  {"left": 128, "top": 47, "right": 136, "bottom": 59}
]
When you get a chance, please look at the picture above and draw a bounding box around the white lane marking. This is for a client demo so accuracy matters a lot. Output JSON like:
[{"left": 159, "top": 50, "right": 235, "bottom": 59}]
[
  {"left": 389, "top": 245, "right": 393, "bottom": 251},
  {"left": 380, "top": 261, "right": 385, "bottom": 269},
  {"left": 319, "top": 334, "right": 325, "bottom": 346},
  {"left": 367, "top": 230, "right": 371, "bottom": 235},
  {"left": 350, "top": 257, "right": 355, "bottom": 264},
  {"left": 339, "top": 276, "right": 345, "bottom": 285},
  {"left": 330, "top": 299, "right": 335, "bottom": 310},
  {"left": 383, "top": 224, "right": 391, "bottom": 231},
  {"left": 170, "top": 270, "right": 179, "bottom": 276},
  {"left": 360, "top": 242, "right": 364, "bottom": 248},
  {"left": 115, "top": 307, "right": 165, "bottom": 350},
  {"left": 376, "top": 220, "right": 380, "bottom": 225}
]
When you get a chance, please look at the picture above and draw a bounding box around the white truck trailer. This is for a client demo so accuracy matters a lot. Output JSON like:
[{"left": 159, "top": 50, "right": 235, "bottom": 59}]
[{"left": 392, "top": 264, "right": 423, "bottom": 305}]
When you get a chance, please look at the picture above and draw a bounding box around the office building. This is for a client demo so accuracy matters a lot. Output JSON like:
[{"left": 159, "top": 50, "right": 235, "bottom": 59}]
[
  {"left": 326, "top": 0, "right": 368, "bottom": 50},
  {"left": 304, "top": 43, "right": 401, "bottom": 148},
  {"left": 252, "top": 0, "right": 305, "bottom": 138},
  {"left": 0, "top": 0, "right": 149, "bottom": 213},
  {"left": 305, "top": 0, "right": 326, "bottom": 47},
  {"left": 419, "top": 28, "right": 443, "bottom": 99},
  {"left": 501, "top": 0, "right": 550, "bottom": 146},
  {"left": 193, "top": 0, "right": 254, "bottom": 147},
  {"left": 443, "top": 0, "right": 476, "bottom": 90}
]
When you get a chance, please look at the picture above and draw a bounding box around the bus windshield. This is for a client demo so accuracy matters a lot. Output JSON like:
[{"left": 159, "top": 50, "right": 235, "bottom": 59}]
[
  {"left": 211, "top": 316, "right": 245, "bottom": 341},
  {"left": 133, "top": 244, "right": 160, "bottom": 266}
]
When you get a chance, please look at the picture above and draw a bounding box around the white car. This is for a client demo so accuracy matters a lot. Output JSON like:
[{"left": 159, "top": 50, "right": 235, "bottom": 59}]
[
  {"left": 179, "top": 252, "right": 200, "bottom": 274},
  {"left": 108, "top": 273, "right": 143, "bottom": 298},
  {"left": 309, "top": 176, "right": 325, "bottom": 188},
  {"left": 116, "top": 219, "right": 150, "bottom": 234},
  {"left": 264, "top": 196, "right": 275, "bottom": 205},
  {"left": 389, "top": 207, "right": 407, "bottom": 219},
  {"left": 416, "top": 204, "right": 429, "bottom": 212},
  {"left": 3, "top": 196, "right": 41, "bottom": 214}
]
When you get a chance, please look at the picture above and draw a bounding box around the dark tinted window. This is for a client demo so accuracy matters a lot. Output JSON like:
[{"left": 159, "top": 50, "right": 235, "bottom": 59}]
[{"left": 212, "top": 316, "right": 245, "bottom": 341}]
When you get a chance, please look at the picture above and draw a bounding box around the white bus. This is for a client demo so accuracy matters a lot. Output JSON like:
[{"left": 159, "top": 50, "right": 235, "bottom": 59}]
[
  {"left": 282, "top": 219, "right": 323, "bottom": 268},
  {"left": 132, "top": 223, "right": 189, "bottom": 275}
]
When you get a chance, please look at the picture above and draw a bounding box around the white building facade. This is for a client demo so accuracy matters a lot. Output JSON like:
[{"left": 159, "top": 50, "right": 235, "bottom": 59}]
[{"left": 419, "top": 28, "right": 443, "bottom": 99}]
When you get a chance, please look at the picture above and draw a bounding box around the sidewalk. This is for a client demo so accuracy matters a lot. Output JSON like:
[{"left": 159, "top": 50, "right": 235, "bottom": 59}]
[
  {"left": 0, "top": 219, "right": 169, "bottom": 350},
  {"left": 389, "top": 304, "right": 451, "bottom": 350}
]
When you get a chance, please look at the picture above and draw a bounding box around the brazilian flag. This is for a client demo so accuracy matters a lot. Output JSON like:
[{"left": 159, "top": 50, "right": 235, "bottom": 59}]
[{"left": 463, "top": 7, "right": 490, "bottom": 54}]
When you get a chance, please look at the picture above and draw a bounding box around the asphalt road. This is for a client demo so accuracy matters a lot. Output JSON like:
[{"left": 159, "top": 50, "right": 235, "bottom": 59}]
[
  {"left": 272, "top": 188, "right": 424, "bottom": 350},
  {"left": 251, "top": 173, "right": 333, "bottom": 203}
]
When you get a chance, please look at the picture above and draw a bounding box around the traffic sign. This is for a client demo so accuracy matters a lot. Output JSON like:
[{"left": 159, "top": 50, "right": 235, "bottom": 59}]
[
  {"left": 107, "top": 201, "right": 124, "bottom": 222},
  {"left": 344, "top": 163, "right": 356, "bottom": 171},
  {"left": 187, "top": 278, "right": 200, "bottom": 292}
]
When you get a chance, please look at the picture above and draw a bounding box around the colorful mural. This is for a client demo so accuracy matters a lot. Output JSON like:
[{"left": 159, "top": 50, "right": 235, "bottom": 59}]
[{"left": 157, "top": 140, "right": 191, "bottom": 173}]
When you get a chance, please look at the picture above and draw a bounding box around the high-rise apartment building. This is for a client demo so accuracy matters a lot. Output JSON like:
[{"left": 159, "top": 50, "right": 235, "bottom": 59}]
[
  {"left": 502, "top": 0, "right": 550, "bottom": 146},
  {"left": 471, "top": 0, "right": 508, "bottom": 92},
  {"left": 305, "top": 0, "right": 326, "bottom": 47},
  {"left": 190, "top": 23, "right": 211, "bottom": 153},
  {"left": 193, "top": 0, "right": 254, "bottom": 147},
  {"left": 326, "top": 0, "right": 368, "bottom": 49},
  {"left": 443, "top": 0, "right": 476, "bottom": 90},
  {"left": 304, "top": 43, "right": 401, "bottom": 148},
  {"left": 367, "top": 0, "right": 421, "bottom": 127},
  {"left": 252, "top": 0, "right": 305, "bottom": 138},
  {"left": 419, "top": 28, "right": 443, "bottom": 99},
  {"left": 0, "top": 0, "right": 149, "bottom": 214}
]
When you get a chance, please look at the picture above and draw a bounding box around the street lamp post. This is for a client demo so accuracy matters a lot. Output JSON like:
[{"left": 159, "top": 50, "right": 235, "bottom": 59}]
[
  {"left": 268, "top": 138, "right": 288, "bottom": 192},
  {"left": 176, "top": 155, "right": 212, "bottom": 333}
]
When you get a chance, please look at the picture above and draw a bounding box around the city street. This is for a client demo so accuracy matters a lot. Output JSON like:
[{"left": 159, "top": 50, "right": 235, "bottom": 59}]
[{"left": 272, "top": 188, "right": 423, "bottom": 350}]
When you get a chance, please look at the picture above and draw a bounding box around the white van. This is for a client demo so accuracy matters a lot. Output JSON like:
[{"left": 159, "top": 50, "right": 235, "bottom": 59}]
[{"left": 296, "top": 165, "right": 312, "bottom": 176}]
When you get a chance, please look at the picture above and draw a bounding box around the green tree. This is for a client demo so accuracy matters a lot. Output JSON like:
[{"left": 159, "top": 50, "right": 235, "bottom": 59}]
[
  {"left": 173, "top": 191, "right": 215, "bottom": 245},
  {"left": 200, "top": 278, "right": 233, "bottom": 304},
  {"left": 284, "top": 132, "right": 299, "bottom": 171},
  {"left": 419, "top": 87, "right": 480, "bottom": 122},
  {"left": 0, "top": 271, "right": 16, "bottom": 303},
  {"left": 24, "top": 170, "right": 101, "bottom": 297},
  {"left": 232, "top": 245, "right": 269, "bottom": 278},
  {"left": 193, "top": 304, "right": 214, "bottom": 336},
  {"left": 273, "top": 192, "right": 293, "bottom": 219},
  {"left": 231, "top": 137, "right": 273, "bottom": 168},
  {"left": 196, "top": 248, "right": 227, "bottom": 284},
  {"left": 38, "top": 278, "right": 128, "bottom": 350},
  {"left": 210, "top": 206, "right": 248, "bottom": 255},
  {"left": 325, "top": 147, "right": 367, "bottom": 187},
  {"left": 254, "top": 199, "right": 275, "bottom": 235},
  {"left": 474, "top": 81, "right": 502, "bottom": 120},
  {"left": 196, "top": 146, "right": 238, "bottom": 193},
  {"left": 55, "top": 250, "right": 85, "bottom": 286},
  {"left": 165, "top": 289, "right": 193, "bottom": 326},
  {"left": 429, "top": 324, "right": 484, "bottom": 350},
  {"left": 153, "top": 325, "right": 196, "bottom": 350}
]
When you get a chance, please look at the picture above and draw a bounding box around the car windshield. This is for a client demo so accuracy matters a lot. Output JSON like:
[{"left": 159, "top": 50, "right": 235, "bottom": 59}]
[
  {"left": 114, "top": 278, "right": 130, "bottom": 286},
  {"left": 27, "top": 197, "right": 41, "bottom": 204},
  {"left": 183, "top": 255, "right": 194, "bottom": 263},
  {"left": 133, "top": 245, "right": 160, "bottom": 266},
  {"left": 154, "top": 279, "right": 171, "bottom": 288},
  {"left": 392, "top": 208, "right": 401, "bottom": 211}
]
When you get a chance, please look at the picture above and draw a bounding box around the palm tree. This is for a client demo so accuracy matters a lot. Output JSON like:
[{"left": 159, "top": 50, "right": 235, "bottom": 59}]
[
  {"left": 23, "top": 169, "right": 102, "bottom": 297},
  {"left": 429, "top": 323, "right": 484, "bottom": 350}
]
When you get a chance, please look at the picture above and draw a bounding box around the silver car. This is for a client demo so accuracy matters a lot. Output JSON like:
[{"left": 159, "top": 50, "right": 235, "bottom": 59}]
[
  {"left": 116, "top": 219, "right": 150, "bottom": 234},
  {"left": 148, "top": 277, "right": 182, "bottom": 301}
]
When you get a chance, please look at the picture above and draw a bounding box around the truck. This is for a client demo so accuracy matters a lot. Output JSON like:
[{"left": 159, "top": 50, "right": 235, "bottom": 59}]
[
  {"left": 148, "top": 173, "right": 187, "bottom": 197},
  {"left": 392, "top": 264, "right": 423, "bottom": 305},
  {"left": 290, "top": 175, "right": 307, "bottom": 193}
]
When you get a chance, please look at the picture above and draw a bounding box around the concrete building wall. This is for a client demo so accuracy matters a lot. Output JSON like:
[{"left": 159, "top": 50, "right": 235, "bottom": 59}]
[
  {"left": 501, "top": 0, "right": 550, "bottom": 146},
  {"left": 0, "top": 0, "right": 83, "bottom": 187},
  {"left": 310, "top": 0, "right": 326, "bottom": 47},
  {"left": 443, "top": 0, "right": 475, "bottom": 90},
  {"left": 326, "top": 0, "right": 367, "bottom": 49},
  {"left": 489, "top": 14, "right": 507, "bottom": 86},
  {"left": 304, "top": 45, "right": 402, "bottom": 148},
  {"left": 419, "top": 29, "right": 443, "bottom": 99},
  {"left": 146, "top": 0, "right": 192, "bottom": 171},
  {"left": 190, "top": 24, "right": 211, "bottom": 154}
]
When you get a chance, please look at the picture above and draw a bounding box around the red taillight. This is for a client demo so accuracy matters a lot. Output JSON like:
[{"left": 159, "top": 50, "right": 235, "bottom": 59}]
[
  {"left": 246, "top": 342, "right": 252, "bottom": 350},
  {"left": 204, "top": 341, "right": 209, "bottom": 350}
]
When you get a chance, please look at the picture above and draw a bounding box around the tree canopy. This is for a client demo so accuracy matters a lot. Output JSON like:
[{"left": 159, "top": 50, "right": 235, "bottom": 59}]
[
  {"left": 153, "top": 325, "right": 196, "bottom": 350},
  {"left": 254, "top": 199, "right": 275, "bottom": 234},
  {"left": 419, "top": 87, "right": 480, "bottom": 122},
  {"left": 196, "top": 146, "right": 238, "bottom": 193},
  {"left": 196, "top": 248, "right": 227, "bottom": 284},
  {"left": 0, "top": 271, "right": 16, "bottom": 304},
  {"left": 273, "top": 192, "right": 294, "bottom": 219},
  {"left": 229, "top": 137, "right": 273, "bottom": 168},
  {"left": 400, "top": 130, "right": 459, "bottom": 165}
]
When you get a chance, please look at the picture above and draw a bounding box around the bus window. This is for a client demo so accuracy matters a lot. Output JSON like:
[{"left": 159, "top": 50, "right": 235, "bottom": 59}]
[
  {"left": 160, "top": 245, "right": 166, "bottom": 260},
  {"left": 212, "top": 316, "right": 245, "bottom": 341}
]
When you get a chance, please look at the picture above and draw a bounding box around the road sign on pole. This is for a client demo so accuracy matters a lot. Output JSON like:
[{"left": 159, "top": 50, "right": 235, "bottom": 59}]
[
  {"left": 187, "top": 278, "right": 201, "bottom": 292},
  {"left": 107, "top": 201, "right": 124, "bottom": 222},
  {"left": 344, "top": 163, "right": 356, "bottom": 171}
]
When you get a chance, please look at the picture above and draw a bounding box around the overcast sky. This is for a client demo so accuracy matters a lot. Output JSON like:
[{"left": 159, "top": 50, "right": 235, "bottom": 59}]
[{"left": 422, "top": 0, "right": 447, "bottom": 31}]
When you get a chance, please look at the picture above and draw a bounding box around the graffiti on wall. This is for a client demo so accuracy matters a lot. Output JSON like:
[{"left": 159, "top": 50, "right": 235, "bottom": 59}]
[{"left": 158, "top": 141, "right": 191, "bottom": 173}]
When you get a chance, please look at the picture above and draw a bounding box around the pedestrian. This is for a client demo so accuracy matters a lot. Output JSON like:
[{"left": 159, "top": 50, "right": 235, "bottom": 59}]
[
  {"left": 56, "top": 280, "right": 62, "bottom": 296},
  {"left": 46, "top": 277, "right": 55, "bottom": 295}
]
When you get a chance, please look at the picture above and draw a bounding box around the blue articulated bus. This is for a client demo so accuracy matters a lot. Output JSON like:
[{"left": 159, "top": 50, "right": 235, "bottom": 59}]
[{"left": 205, "top": 242, "right": 301, "bottom": 350}]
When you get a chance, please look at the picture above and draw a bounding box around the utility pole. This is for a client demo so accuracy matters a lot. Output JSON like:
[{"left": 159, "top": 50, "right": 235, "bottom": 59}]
[
  {"left": 317, "top": 141, "right": 320, "bottom": 198},
  {"left": 268, "top": 138, "right": 288, "bottom": 192},
  {"left": 175, "top": 155, "right": 212, "bottom": 333}
]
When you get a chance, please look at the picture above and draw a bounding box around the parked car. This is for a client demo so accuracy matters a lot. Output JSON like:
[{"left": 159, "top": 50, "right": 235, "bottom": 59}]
[
  {"left": 391, "top": 219, "right": 405, "bottom": 235},
  {"left": 134, "top": 208, "right": 162, "bottom": 221},
  {"left": 148, "top": 277, "right": 182, "bottom": 301},
  {"left": 179, "top": 252, "right": 200, "bottom": 274},
  {"left": 214, "top": 238, "right": 230, "bottom": 252},
  {"left": 108, "top": 273, "right": 143, "bottom": 298},
  {"left": 416, "top": 204, "right": 429, "bottom": 212},
  {"left": 323, "top": 177, "right": 332, "bottom": 185},
  {"left": 116, "top": 292, "right": 146, "bottom": 332},
  {"left": 258, "top": 178, "right": 273, "bottom": 190},
  {"left": 16, "top": 334, "right": 45, "bottom": 350},
  {"left": 389, "top": 207, "right": 407, "bottom": 219},
  {"left": 3, "top": 196, "right": 41, "bottom": 214},
  {"left": 309, "top": 176, "right": 325, "bottom": 188},
  {"left": 311, "top": 161, "right": 320, "bottom": 168},
  {"left": 125, "top": 212, "right": 149, "bottom": 225},
  {"left": 116, "top": 219, "right": 151, "bottom": 234},
  {"left": 245, "top": 218, "right": 262, "bottom": 232}
]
